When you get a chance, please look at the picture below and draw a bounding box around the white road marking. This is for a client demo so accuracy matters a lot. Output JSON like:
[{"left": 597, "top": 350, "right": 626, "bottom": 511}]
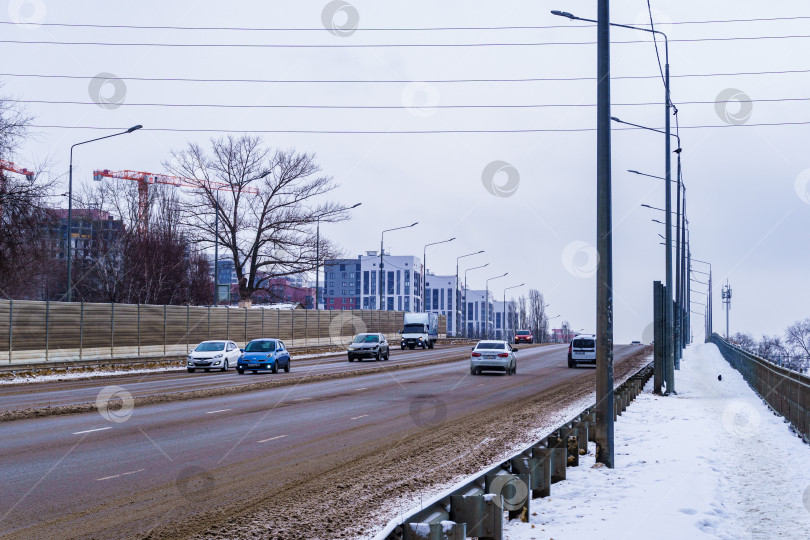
[
  {"left": 292, "top": 397, "right": 311, "bottom": 401},
  {"left": 205, "top": 409, "right": 231, "bottom": 414},
  {"left": 258, "top": 435, "right": 287, "bottom": 443},
  {"left": 73, "top": 427, "right": 112, "bottom": 435},
  {"left": 477, "top": 383, "right": 485, "bottom": 387},
  {"left": 96, "top": 469, "right": 145, "bottom": 481},
  {"left": 350, "top": 414, "right": 369, "bottom": 420},
  {"left": 353, "top": 387, "right": 368, "bottom": 392}
]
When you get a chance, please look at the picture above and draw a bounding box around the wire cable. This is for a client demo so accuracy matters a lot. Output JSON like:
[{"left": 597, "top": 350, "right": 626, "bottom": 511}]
[
  {"left": 11, "top": 96, "right": 810, "bottom": 110},
  {"left": 2, "top": 15, "right": 810, "bottom": 32},
  {"left": 28, "top": 121, "right": 810, "bottom": 135},
  {"left": 3, "top": 34, "right": 810, "bottom": 48},
  {"left": 2, "top": 68, "right": 808, "bottom": 85}
]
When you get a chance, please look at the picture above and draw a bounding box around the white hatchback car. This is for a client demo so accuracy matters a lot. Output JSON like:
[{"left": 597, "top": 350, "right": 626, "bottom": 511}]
[
  {"left": 187, "top": 340, "right": 241, "bottom": 373},
  {"left": 568, "top": 334, "right": 596, "bottom": 368},
  {"left": 470, "top": 340, "right": 517, "bottom": 375}
]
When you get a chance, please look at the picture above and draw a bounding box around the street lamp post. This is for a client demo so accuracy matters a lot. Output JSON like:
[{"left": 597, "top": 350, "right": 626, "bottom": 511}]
[
  {"left": 485, "top": 273, "right": 508, "bottom": 340},
  {"left": 66, "top": 125, "right": 142, "bottom": 302},
  {"left": 456, "top": 251, "right": 484, "bottom": 337},
  {"left": 315, "top": 203, "right": 361, "bottom": 311},
  {"left": 423, "top": 237, "right": 456, "bottom": 313},
  {"left": 379, "top": 222, "right": 418, "bottom": 311},
  {"left": 620, "top": 116, "right": 682, "bottom": 376},
  {"left": 692, "top": 258, "right": 713, "bottom": 337},
  {"left": 503, "top": 283, "right": 524, "bottom": 342},
  {"left": 463, "top": 263, "right": 489, "bottom": 338}
]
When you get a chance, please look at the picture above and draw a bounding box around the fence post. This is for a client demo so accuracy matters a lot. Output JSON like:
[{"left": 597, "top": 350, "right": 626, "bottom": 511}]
[
  {"left": 163, "top": 305, "right": 167, "bottom": 356},
  {"left": 136, "top": 303, "right": 140, "bottom": 357},
  {"left": 8, "top": 299, "right": 12, "bottom": 364},
  {"left": 226, "top": 306, "right": 230, "bottom": 341},
  {"left": 45, "top": 300, "right": 49, "bottom": 362},
  {"left": 207, "top": 305, "right": 210, "bottom": 339},
  {"left": 110, "top": 302, "right": 115, "bottom": 359},
  {"left": 244, "top": 306, "right": 248, "bottom": 345},
  {"left": 261, "top": 307, "right": 265, "bottom": 338},
  {"left": 80, "top": 301, "right": 84, "bottom": 360},
  {"left": 291, "top": 308, "right": 295, "bottom": 348},
  {"left": 186, "top": 305, "right": 190, "bottom": 354}
]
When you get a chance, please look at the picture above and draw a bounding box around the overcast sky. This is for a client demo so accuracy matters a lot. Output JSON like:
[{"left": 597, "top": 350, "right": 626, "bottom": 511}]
[{"left": 4, "top": 0, "right": 809, "bottom": 343}]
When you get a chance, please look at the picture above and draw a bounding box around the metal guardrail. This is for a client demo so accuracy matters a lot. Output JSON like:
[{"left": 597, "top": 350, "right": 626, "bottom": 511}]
[
  {"left": 377, "top": 362, "right": 654, "bottom": 540},
  {"left": 709, "top": 333, "right": 810, "bottom": 444}
]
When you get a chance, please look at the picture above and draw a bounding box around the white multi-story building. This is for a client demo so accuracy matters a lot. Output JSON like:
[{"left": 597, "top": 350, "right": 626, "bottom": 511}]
[
  {"left": 462, "top": 289, "right": 496, "bottom": 338},
  {"left": 425, "top": 273, "right": 461, "bottom": 336},
  {"left": 357, "top": 251, "right": 423, "bottom": 312}
]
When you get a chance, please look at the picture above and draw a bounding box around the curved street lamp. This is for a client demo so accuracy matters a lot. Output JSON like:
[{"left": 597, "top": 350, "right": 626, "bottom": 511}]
[
  {"left": 66, "top": 125, "right": 142, "bottom": 302},
  {"left": 379, "top": 222, "right": 418, "bottom": 310}
]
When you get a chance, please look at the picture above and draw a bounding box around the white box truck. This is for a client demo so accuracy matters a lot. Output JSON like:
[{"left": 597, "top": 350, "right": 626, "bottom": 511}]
[{"left": 400, "top": 312, "right": 439, "bottom": 350}]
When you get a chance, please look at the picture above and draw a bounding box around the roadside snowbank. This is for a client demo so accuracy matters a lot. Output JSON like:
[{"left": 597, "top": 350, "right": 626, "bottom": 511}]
[
  {"left": 505, "top": 342, "right": 810, "bottom": 540},
  {"left": 0, "top": 351, "right": 341, "bottom": 385}
]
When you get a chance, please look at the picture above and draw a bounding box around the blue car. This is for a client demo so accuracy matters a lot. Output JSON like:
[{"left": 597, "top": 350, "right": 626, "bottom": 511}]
[{"left": 237, "top": 339, "right": 291, "bottom": 375}]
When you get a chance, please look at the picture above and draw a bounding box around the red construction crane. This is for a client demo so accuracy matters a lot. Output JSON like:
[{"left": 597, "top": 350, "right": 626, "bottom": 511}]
[
  {"left": 92, "top": 169, "right": 259, "bottom": 231},
  {"left": 0, "top": 159, "right": 35, "bottom": 181}
]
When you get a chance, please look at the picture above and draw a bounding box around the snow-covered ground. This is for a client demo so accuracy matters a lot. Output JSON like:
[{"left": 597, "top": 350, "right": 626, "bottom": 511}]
[{"left": 504, "top": 342, "right": 810, "bottom": 540}]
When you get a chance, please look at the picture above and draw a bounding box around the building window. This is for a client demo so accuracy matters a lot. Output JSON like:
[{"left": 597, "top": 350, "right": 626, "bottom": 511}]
[
  {"left": 387, "top": 297, "right": 394, "bottom": 311},
  {"left": 387, "top": 271, "right": 394, "bottom": 295},
  {"left": 425, "top": 288, "right": 431, "bottom": 310},
  {"left": 433, "top": 289, "right": 440, "bottom": 312},
  {"left": 363, "top": 271, "right": 369, "bottom": 294},
  {"left": 404, "top": 297, "right": 410, "bottom": 311},
  {"left": 398, "top": 296, "right": 402, "bottom": 311}
]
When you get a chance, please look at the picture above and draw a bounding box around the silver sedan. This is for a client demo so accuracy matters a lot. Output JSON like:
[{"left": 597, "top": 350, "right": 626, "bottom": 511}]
[{"left": 470, "top": 340, "right": 517, "bottom": 375}]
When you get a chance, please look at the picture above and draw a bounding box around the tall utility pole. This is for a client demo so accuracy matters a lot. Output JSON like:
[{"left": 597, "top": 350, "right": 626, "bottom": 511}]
[{"left": 722, "top": 281, "right": 732, "bottom": 339}]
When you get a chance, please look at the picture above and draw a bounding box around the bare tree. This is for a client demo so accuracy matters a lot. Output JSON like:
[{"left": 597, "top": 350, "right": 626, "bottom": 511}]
[
  {"left": 165, "top": 135, "right": 348, "bottom": 306},
  {"left": 528, "top": 289, "right": 547, "bottom": 342},
  {"left": 785, "top": 318, "right": 810, "bottom": 373},
  {"left": 518, "top": 295, "right": 528, "bottom": 330},
  {"left": 731, "top": 331, "right": 756, "bottom": 351},
  {"left": 0, "top": 93, "right": 55, "bottom": 299}
]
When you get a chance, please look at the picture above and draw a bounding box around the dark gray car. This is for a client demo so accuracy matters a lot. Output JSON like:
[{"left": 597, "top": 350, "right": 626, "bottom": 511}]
[{"left": 347, "top": 333, "right": 390, "bottom": 362}]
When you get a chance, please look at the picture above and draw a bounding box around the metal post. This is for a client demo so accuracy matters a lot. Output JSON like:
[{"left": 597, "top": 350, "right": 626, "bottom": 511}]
[
  {"left": 8, "top": 299, "right": 12, "bottom": 363},
  {"left": 595, "top": 0, "right": 615, "bottom": 467},
  {"left": 163, "top": 305, "right": 167, "bottom": 356},
  {"left": 214, "top": 189, "right": 219, "bottom": 305},
  {"left": 379, "top": 236, "right": 384, "bottom": 311},
  {"left": 110, "top": 302, "right": 115, "bottom": 359},
  {"left": 186, "top": 305, "right": 190, "bottom": 354},
  {"left": 664, "top": 60, "right": 675, "bottom": 395},
  {"left": 315, "top": 216, "right": 320, "bottom": 310},
  {"left": 674, "top": 155, "right": 682, "bottom": 369},
  {"left": 66, "top": 151, "right": 74, "bottom": 302},
  {"left": 80, "top": 301, "right": 84, "bottom": 360},
  {"left": 45, "top": 300, "right": 49, "bottom": 362}
]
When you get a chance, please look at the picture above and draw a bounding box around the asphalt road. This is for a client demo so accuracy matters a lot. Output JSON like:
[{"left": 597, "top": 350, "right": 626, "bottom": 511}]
[
  {"left": 0, "top": 343, "right": 645, "bottom": 539},
  {"left": 0, "top": 344, "right": 474, "bottom": 413}
]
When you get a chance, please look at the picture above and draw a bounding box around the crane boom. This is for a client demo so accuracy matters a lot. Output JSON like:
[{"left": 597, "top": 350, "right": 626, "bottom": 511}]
[{"left": 92, "top": 168, "right": 260, "bottom": 231}]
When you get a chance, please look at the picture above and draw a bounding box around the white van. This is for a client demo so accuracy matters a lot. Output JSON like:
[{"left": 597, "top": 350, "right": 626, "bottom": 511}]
[{"left": 568, "top": 334, "right": 596, "bottom": 368}]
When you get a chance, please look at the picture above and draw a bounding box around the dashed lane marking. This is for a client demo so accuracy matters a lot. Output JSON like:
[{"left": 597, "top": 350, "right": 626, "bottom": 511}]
[
  {"left": 258, "top": 435, "right": 287, "bottom": 443},
  {"left": 73, "top": 427, "right": 112, "bottom": 435}
]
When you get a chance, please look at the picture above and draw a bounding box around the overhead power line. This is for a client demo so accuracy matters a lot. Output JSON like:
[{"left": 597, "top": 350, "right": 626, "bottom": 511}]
[
  {"left": 2, "top": 68, "right": 808, "bottom": 85},
  {"left": 3, "top": 34, "right": 810, "bottom": 48},
  {"left": 28, "top": 121, "right": 810, "bottom": 135},
  {"left": 11, "top": 96, "right": 810, "bottom": 110},
  {"left": 1, "top": 15, "right": 810, "bottom": 32}
]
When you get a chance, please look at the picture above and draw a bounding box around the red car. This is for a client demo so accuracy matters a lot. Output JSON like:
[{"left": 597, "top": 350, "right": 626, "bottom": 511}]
[{"left": 514, "top": 330, "right": 533, "bottom": 344}]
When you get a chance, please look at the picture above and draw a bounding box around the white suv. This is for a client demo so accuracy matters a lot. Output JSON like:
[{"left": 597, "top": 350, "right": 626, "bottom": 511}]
[{"left": 568, "top": 334, "right": 596, "bottom": 368}]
